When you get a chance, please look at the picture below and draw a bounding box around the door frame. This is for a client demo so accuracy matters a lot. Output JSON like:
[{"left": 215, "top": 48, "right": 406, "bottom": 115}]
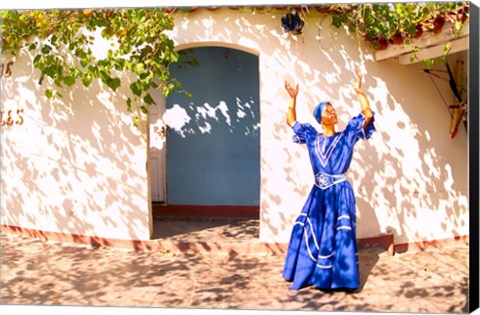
[{"left": 148, "top": 93, "right": 167, "bottom": 204}]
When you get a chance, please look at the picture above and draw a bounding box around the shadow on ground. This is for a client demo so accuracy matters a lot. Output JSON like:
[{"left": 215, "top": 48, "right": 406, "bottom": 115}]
[
  {"left": 1, "top": 220, "right": 469, "bottom": 313},
  {"left": 151, "top": 216, "right": 259, "bottom": 241}
]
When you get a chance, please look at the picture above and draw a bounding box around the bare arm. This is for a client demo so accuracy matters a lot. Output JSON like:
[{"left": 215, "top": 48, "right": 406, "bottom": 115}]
[
  {"left": 285, "top": 81, "right": 299, "bottom": 127},
  {"left": 353, "top": 71, "right": 373, "bottom": 129}
]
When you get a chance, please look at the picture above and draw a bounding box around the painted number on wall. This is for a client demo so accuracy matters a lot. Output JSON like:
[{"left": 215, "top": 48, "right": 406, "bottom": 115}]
[
  {"left": 0, "top": 62, "right": 13, "bottom": 77},
  {"left": 1, "top": 109, "right": 24, "bottom": 126}
]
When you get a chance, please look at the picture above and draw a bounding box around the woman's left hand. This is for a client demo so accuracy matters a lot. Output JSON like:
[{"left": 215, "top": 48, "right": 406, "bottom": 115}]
[{"left": 353, "top": 71, "right": 363, "bottom": 93}]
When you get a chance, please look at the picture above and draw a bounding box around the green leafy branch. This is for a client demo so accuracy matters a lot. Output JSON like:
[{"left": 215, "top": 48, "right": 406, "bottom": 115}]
[
  {"left": 1, "top": 8, "right": 192, "bottom": 125},
  {"left": 319, "top": 2, "right": 469, "bottom": 67}
]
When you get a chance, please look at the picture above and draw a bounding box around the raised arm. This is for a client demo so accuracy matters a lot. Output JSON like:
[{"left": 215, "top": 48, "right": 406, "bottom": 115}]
[
  {"left": 353, "top": 71, "right": 373, "bottom": 128},
  {"left": 285, "top": 81, "right": 299, "bottom": 127}
]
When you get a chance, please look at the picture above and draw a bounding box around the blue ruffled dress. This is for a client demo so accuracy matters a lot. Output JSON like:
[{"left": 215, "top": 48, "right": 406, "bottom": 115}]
[{"left": 282, "top": 112, "right": 376, "bottom": 290}]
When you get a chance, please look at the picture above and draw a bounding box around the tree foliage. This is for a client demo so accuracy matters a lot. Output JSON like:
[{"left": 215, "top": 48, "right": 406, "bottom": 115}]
[
  {"left": 319, "top": 2, "right": 469, "bottom": 67},
  {"left": 1, "top": 8, "right": 187, "bottom": 124},
  {"left": 325, "top": 2, "right": 468, "bottom": 43}
]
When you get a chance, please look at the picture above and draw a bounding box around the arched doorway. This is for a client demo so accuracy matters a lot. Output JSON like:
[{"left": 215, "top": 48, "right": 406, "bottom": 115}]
[{"left": 152, "top": 46, "right": 260, "bottom": 217}]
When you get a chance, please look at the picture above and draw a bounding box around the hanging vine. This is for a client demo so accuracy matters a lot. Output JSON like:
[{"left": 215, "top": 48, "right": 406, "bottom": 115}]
[
  {"left": 315, "top": 2, "right": 469, "bottom": 67},
  {"left": 1, "top": 8, "right": 191, "bottom": 125}
]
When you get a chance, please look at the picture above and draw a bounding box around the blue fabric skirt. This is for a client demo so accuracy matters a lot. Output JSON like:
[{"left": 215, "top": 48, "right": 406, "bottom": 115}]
[{"left": 282, "top": 181, "right": 359, "bottom": 290}]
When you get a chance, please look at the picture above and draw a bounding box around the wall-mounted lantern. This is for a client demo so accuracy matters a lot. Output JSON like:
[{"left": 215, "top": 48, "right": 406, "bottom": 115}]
[{"left": 281, "top": 11, "right": 304, "bottom": 35}]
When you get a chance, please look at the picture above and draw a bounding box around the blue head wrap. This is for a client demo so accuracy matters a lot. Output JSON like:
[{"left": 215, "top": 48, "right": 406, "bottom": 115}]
[{"left": 313, "top": 101, "right": 331, "bottom": 123}]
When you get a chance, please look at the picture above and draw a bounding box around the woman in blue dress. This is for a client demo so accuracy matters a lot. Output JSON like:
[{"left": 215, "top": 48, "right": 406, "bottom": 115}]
[{"left": 282, "top": 71, "right": 375, "bottom": 291}]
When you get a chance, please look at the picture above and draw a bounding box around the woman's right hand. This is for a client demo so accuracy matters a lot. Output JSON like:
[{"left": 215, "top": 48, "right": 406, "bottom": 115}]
[{"left": 285, "top": 81, "right": 299, "bottom": 98}]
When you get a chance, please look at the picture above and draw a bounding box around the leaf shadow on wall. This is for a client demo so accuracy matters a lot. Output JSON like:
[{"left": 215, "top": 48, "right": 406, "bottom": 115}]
[{"left": 1, "top": 47, "right": 152, "bottom": 243}]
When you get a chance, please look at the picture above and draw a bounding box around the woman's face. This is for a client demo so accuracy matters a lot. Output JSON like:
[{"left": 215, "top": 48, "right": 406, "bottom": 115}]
[{"left": 321, "top": 104, "right": 338, "bottom": 125}]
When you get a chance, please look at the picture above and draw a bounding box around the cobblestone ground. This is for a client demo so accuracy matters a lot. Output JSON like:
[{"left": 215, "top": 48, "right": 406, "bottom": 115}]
[{"left": 0, "top": 221, "right": 470, "bottom": 314}]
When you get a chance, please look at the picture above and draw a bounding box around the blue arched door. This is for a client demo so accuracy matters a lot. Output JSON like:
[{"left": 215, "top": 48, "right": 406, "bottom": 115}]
[{"left": 164, "top": 46, "right": 260, "bottom": 211}]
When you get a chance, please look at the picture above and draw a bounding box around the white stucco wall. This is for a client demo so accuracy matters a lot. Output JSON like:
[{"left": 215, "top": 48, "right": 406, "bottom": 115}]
[
  {"left": 166, "top": 8, "right": 469, "bottom": 244},
  {"left": 0, "top": 43, "right": 152, "bottom": 241},
  {"left": 0, "top": 7, "right": 469, "bottom": 246}
]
